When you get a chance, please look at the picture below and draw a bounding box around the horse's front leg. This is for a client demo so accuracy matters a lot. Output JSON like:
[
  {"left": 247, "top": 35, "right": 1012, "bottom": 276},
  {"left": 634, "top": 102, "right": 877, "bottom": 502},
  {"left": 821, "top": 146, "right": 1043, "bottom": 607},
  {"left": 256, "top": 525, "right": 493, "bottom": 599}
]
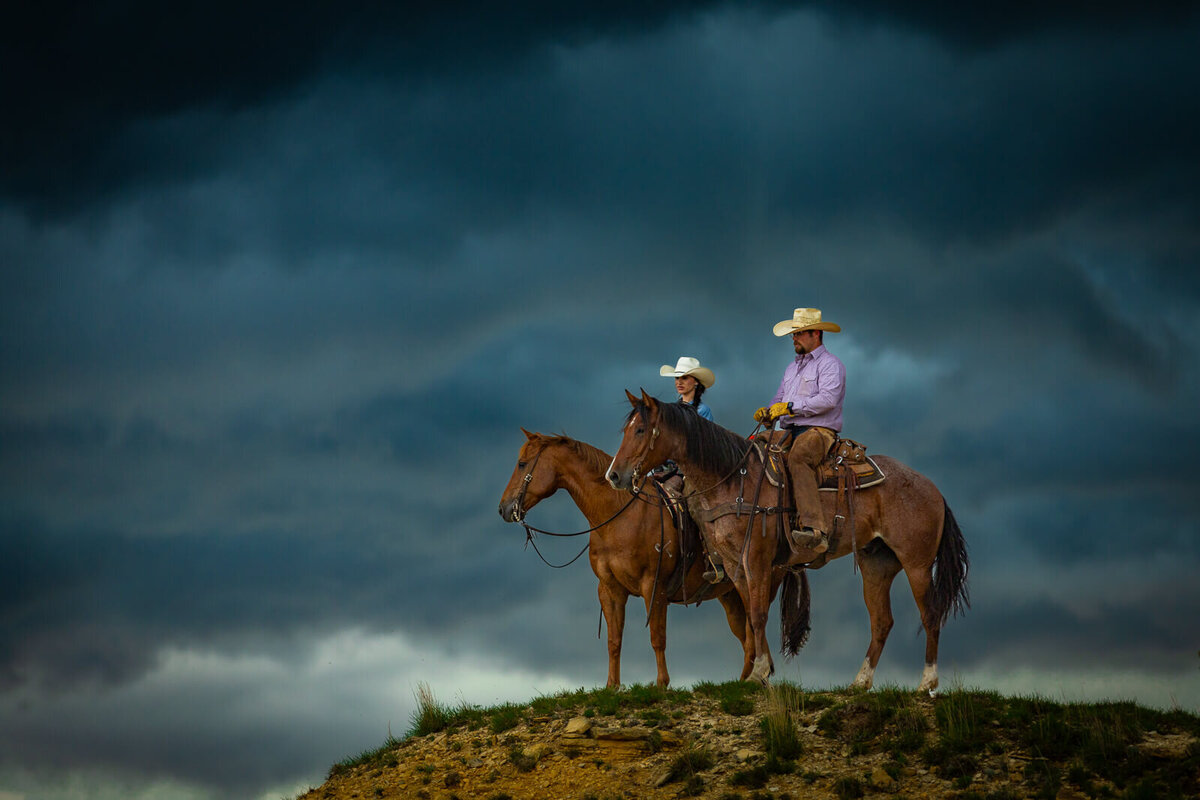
[
  {"left": 746, "top": 579, "right": 776, "bottom": 685},
  {"left": 716, "top": 590, "right": 754, "bottom": 680},
  {"left": 741, "top": 524, "right": 778, "bottom": 685},
  {"left": 597, "top": 579, "right": 628, "bottom": 688},
  {"left": 643, "top": 590, "right": 670, "bottom": 687}
]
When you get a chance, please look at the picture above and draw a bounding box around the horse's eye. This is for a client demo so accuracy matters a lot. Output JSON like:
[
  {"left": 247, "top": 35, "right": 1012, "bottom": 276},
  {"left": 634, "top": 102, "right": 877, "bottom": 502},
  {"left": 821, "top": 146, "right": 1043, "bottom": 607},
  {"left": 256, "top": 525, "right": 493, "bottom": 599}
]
[{"left": 518, "top": 461, "right": 528, "bottom": 469}]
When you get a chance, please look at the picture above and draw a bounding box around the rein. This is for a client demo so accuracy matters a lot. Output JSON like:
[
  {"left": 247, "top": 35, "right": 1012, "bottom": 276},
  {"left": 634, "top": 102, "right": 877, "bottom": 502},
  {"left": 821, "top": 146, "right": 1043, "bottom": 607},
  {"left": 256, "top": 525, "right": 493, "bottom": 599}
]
[{"left": 514, "top": 446, "right": 641, "bottom": 569}]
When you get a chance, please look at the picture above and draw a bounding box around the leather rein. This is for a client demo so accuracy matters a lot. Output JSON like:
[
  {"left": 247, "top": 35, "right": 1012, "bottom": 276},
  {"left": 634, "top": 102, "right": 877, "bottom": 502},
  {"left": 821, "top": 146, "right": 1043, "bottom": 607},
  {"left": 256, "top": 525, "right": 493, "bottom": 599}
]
[{"left": 512, "top": 447, "right": 641, "bottom": 569}]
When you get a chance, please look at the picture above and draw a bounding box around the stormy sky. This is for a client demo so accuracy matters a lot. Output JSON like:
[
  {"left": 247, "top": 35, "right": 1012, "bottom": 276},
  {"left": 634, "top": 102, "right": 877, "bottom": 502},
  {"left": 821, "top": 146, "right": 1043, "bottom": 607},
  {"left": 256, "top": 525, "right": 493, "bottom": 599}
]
[{"left": 3, "top": 2, "right": 1199, "bottom": 798}]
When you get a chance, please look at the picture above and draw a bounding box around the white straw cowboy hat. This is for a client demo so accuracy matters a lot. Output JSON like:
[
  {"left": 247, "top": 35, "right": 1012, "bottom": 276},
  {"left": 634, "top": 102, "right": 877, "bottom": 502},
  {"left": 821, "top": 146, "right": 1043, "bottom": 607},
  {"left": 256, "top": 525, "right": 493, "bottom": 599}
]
[
  {"left": 659, "top": 356, "right": 716, "bottom": 388},
  {"left": 772, "top": 307, "right": 842, "bottom": 337}
]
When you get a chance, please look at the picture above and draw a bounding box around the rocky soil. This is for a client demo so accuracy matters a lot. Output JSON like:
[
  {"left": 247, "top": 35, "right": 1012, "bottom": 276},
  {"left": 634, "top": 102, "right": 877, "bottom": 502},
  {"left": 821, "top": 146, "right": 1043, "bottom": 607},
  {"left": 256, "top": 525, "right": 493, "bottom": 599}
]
[{"left": 297, "top": 685, "right": 1199, "bottom": 800}]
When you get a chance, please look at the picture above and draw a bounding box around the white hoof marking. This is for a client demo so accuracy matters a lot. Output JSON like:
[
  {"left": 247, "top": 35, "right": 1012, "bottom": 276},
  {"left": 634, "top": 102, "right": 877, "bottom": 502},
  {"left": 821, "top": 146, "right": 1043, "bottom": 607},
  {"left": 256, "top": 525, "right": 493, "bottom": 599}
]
[
  {"left": 917, "top": 663, "right": 939, "bottom": 693},
  {"left": 852, "top": 657, "right": 875, "bottom": 690}
]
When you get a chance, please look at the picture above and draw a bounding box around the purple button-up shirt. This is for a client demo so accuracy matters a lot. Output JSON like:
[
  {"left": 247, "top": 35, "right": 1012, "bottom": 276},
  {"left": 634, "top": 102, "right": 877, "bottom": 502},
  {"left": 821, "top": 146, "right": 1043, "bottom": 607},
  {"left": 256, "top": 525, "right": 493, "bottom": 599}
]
[{"left": 771, "top": 344, "right": 846, "bottom": 432}]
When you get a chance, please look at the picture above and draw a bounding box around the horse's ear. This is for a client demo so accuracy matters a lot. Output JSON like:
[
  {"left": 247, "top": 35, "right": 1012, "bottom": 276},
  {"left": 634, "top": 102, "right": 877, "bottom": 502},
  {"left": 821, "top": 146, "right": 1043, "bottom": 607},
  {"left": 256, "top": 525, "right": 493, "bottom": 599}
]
[
  {"left": 520, "top": 427, "right": 536, "bottom": 440},
  {"left": 639, "top": 388, "right": 656, "bottom": 408},
  {"left": 625, "top": 389, "right": 639, "bottom": 406}
]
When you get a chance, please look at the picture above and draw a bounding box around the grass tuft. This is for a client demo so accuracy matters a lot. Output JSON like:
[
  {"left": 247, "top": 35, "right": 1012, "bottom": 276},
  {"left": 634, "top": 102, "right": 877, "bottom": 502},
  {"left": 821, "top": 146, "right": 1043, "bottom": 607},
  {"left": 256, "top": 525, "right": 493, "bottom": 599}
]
[
  {"left": 408, "top": 682, "right": 453, "bottom": 737},
  {"left": 661, "top": 743, "right": 715, "bottom": 784},
  {"left": 761, "top": 683, "right": 804, "bottom": 764}
]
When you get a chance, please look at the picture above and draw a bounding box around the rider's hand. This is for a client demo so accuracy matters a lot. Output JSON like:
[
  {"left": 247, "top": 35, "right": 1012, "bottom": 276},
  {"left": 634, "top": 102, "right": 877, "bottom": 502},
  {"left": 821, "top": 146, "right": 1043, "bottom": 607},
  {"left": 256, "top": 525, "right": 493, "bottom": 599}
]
[
  {"left": 753, "top": 406, "right": 771, "bottom": 424},
  {"left": 768, "top": 401, "right": 793, "bottom": 420}
]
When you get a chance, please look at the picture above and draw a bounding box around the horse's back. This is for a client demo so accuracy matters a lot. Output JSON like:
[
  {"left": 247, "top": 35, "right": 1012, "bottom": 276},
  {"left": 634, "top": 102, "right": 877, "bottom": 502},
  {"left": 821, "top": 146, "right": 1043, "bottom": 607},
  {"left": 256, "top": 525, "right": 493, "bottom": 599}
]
[{"left": 871, "top": 455, "right": 941, "bottom": 499}]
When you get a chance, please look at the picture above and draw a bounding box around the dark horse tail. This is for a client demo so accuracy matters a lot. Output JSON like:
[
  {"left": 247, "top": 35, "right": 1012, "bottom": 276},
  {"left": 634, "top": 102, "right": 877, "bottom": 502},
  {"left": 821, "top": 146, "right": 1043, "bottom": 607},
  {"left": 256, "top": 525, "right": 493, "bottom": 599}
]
[
  {"left": 780, "top": 569, "right": 811, "bottom": 657},
  {"left": 926, "top": 500, "right": 970, "bottom": 630}
]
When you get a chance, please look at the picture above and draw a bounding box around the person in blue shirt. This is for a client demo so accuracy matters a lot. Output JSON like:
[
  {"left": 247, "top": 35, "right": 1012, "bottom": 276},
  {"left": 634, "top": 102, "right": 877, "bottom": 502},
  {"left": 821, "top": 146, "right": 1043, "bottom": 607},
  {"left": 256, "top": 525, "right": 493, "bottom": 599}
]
[
  {"left": 659, "top": 356, "right": 714, "bottom": 421},
  {"left": 659, "top": 356, "right": 723, "bottom": 582}
]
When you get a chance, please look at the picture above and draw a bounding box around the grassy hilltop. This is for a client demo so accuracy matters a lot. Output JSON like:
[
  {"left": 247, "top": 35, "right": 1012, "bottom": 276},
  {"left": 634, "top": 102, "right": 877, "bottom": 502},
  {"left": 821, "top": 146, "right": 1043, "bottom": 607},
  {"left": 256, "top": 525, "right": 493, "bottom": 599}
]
[{"left": 297, "top": 681, "right": 1199, "bottom": 800}]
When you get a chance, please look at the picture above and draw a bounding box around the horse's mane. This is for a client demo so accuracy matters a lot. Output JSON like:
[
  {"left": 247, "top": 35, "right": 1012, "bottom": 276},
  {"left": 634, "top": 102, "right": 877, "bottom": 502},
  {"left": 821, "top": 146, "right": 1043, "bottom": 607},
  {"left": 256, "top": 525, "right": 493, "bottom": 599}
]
[
  {"left": 625, "top": 400, "right": 751, "bottom": 476},
  {"left": 538, "top": 434, "right": 613, "bottom": 476}
]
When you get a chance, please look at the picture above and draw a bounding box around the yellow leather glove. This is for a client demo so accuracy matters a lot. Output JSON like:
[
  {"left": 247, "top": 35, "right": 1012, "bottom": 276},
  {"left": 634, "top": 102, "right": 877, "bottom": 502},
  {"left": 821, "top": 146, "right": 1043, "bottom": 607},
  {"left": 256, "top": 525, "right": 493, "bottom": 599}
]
[
  {"left": 769, "top": 401, "right": 793, "bottom": 420},
  {"left": 754, "top": 402, "right": 794, "bottom": 424}
]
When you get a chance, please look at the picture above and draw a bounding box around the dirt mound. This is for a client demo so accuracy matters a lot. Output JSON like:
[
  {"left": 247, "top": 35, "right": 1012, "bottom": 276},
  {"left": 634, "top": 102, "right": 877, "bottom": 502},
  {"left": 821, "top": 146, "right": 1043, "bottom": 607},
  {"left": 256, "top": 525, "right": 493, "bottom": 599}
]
[{"left": 298, "top": 684, "right": 1200, "bottom": 800}]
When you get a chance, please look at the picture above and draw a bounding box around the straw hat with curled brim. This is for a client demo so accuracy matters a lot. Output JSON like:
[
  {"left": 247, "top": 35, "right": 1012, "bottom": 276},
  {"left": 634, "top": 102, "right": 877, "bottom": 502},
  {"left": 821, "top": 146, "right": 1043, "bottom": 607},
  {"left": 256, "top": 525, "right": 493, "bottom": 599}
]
[
  {"left": 659, "top": 356, "right": 715, "bottom": 388},
  {"left": 772, "top": 307, "right": 842, "bottom": 337}
]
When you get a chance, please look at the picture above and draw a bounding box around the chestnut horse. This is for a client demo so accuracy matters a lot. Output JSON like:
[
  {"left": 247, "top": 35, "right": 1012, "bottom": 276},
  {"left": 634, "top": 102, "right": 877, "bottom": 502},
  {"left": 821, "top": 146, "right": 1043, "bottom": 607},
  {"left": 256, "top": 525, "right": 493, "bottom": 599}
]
[
  {"left": 499, "top": 429, "right": 808, "bottom": 687},
  {"left": 606, "top": 392, "right": 969, "bottom": 690}
]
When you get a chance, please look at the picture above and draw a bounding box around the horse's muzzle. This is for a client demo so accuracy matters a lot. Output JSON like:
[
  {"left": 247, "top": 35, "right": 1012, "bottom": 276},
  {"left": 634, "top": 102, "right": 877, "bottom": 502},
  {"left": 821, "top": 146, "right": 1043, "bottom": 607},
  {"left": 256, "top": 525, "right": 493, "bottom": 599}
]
[
  {"left": 606, "top": 468, "right": 632, "bottom": 491},
  {"left": 498, "top": 499, "right": 523, "bottom": 523}
]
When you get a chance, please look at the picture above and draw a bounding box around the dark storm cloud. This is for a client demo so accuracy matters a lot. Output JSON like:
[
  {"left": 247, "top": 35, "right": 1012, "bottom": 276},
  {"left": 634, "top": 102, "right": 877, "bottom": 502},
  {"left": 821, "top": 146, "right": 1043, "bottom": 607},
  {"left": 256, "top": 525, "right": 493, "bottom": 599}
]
[
  {"left": 2, "top": 0, "right": 731, "bottom": 215},
  {"left": 4, "top": 1, "right": 1196, "bottom": 218},
  {"left": 3, "top": 3, "right": 1200, "bottom": 799},
  {"left": 954, "top": 594, "right": 1197, "bottom": 673}
]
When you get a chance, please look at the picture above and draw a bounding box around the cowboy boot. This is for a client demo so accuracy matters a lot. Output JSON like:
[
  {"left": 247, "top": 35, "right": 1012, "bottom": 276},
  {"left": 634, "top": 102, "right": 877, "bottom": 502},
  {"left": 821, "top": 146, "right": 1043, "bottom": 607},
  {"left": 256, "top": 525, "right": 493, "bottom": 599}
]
[
  {"left": 702, "top": 554, "right": 725, "bottom": 584},
  {"left": 788, "top": 526, "right": 829, "bottom": 554}
]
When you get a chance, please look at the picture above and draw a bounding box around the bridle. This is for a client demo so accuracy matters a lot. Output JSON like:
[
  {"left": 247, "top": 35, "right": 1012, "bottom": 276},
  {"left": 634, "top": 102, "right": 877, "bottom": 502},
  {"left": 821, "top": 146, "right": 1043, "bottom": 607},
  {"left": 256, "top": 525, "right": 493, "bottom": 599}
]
[
  {"left": 623, "top": 424, "right": 660, "bottom": 495},
  {"left": 508, "top": 447, "right": 545, "bottom": 524}
]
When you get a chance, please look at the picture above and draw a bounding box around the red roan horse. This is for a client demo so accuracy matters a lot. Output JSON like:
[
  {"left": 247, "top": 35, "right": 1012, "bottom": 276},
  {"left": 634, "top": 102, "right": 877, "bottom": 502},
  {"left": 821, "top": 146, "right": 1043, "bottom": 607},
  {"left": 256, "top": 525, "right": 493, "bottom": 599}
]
[
  {"left": 499, "top": 429, "right": 808, "bottom": 687},
  {"left": 606, "top": 392, "right": 969, "bottom": 690}
]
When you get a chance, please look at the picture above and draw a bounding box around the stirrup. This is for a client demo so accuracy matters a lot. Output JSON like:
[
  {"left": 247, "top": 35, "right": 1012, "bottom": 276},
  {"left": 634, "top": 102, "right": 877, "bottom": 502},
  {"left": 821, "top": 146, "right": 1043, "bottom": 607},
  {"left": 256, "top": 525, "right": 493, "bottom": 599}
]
[
  {"left": 789, "top": 528, "right": 829, "bottom": 554},
  {"left": 702, "top": 563, "right": 725, "bottom": 584}
]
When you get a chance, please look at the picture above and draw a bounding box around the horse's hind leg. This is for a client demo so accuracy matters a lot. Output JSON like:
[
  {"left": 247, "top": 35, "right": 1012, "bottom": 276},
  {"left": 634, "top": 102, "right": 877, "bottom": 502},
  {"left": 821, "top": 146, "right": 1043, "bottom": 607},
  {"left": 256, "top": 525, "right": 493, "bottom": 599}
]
[
  {"left": 906, "top": 566, "right": 940, "bottom": 693},
  {"left": 716, "top": 591, "right": 754, "bottom": 680},
  {"left": 853, "top": 545, "right": 903, "bottom": 690}
]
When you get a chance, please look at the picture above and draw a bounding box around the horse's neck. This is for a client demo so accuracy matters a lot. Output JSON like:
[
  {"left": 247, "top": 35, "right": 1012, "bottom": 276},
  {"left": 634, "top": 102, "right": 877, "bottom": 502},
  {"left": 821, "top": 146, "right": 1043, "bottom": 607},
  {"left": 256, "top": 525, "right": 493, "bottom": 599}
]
[
  {"left": 554, "top": 450, "right": 626, "bottom": 524},
  {"left": 673, "top": 455, "right": 732, "bottom": 507}
]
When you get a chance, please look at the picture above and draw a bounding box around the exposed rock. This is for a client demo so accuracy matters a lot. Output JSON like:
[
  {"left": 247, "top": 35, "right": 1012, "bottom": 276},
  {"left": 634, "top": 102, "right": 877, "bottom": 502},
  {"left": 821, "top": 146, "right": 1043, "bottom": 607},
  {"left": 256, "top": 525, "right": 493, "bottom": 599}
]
[
  {"left": 869, "top": 765, "right": 896, "bottom": 789},
  {"left": 563, "top": 716, "right": 593, "bottom": 737},
  {"left": 1136, "top": 731, "right": 1196, "bottom": 759}
]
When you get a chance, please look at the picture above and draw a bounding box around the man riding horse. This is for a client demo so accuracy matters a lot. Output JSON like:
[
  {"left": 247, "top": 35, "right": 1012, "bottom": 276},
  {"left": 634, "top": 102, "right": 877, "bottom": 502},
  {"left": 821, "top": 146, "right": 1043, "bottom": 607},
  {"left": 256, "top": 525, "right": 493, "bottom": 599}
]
[{"left": 753, "top": 307, "right": 845, "bottom": 558}]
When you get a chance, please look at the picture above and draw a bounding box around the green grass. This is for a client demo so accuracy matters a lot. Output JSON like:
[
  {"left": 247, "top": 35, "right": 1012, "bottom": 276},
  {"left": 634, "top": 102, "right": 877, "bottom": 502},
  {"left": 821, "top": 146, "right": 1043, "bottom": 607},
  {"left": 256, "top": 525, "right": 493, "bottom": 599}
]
[
  {"left": 488, "top": 702, "right": 524, "bottom": 734},
  {"left": 693, "top": 679, "right": 761, "bottom": 715},
  {"left": 326, "top": 733, "right": 402, "bottom": 779}
]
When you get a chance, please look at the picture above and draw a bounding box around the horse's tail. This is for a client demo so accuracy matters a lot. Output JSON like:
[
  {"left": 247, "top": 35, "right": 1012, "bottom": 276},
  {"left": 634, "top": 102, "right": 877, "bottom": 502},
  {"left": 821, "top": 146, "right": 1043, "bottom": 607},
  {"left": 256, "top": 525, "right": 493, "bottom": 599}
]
[
  {"left": 926, "top": 500, "right": 970, "bottom": 630},
  {"left": 780, "top": 568, "right": 811, "bottom": 657}
]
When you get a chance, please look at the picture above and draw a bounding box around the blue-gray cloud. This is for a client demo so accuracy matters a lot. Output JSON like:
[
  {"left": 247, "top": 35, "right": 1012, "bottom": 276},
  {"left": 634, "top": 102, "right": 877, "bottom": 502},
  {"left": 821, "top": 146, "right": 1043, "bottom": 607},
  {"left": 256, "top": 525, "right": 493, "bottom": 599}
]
[{"left": 3, "top": 3, "right": 1200, "bottom": 800}]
